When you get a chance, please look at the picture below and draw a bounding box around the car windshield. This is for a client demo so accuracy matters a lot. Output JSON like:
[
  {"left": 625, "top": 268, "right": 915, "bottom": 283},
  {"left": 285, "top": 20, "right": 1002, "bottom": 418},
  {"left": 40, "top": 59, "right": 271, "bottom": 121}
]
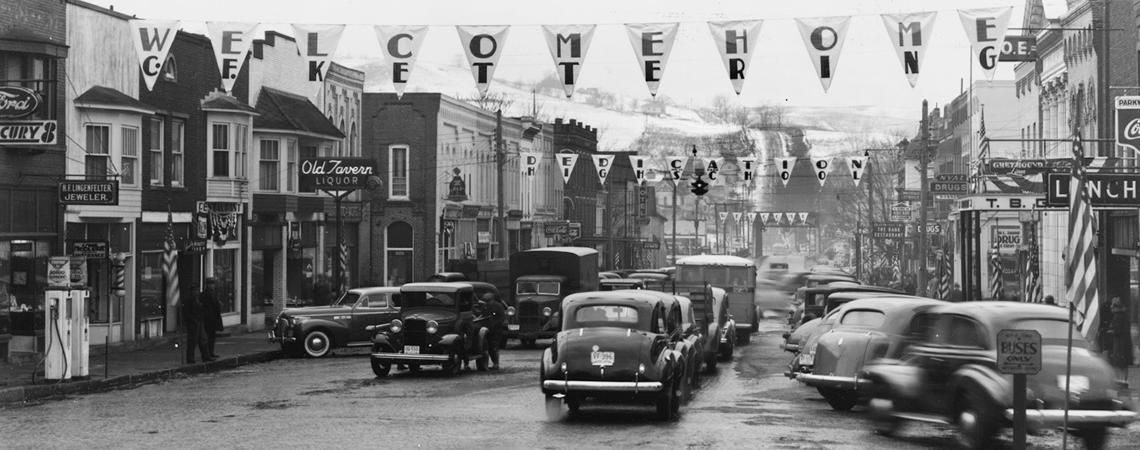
[
  {"left": 517, "top": 281, "right": 560, "bottom": 295},
  {"left": 839, "top": 309, "right": 886, "bottom": 328},
  {"left": 1014, "top": 318, "right": 1088, "bottom": 347},
  {"left": 572, "top": 305, "right": 641, "bottom": 328},
  {"left": 401, "top": 291, "right": 457, "bottom": 308},
  {"left": 331, "top": 292, "right": 360, "bottom": 307}
]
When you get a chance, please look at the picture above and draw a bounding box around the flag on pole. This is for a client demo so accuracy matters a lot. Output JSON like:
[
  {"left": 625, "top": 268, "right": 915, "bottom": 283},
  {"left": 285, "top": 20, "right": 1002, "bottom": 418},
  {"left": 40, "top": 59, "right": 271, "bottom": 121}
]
[
  {"left": 163, "top": 207, "right": 180, "bottom": 312},
  {"left": 1024, "top": 249, "right": 1042, "bottom": 303},
  {"left": 1065, "top": 130, "right": 1101, "bottom": 343},
  {"left": 989, "top": 247, "right": 1004, "bottom": 300},
  {"left": 978, "top": 105, "right": 990, "bottom": 159}
]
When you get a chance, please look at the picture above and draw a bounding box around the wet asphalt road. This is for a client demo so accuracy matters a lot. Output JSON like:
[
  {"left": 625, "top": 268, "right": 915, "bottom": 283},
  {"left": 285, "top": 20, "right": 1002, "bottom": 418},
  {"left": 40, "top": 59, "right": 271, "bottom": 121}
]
[{"left": 2, "top": 318, "right": 1137, "bottom": 449}]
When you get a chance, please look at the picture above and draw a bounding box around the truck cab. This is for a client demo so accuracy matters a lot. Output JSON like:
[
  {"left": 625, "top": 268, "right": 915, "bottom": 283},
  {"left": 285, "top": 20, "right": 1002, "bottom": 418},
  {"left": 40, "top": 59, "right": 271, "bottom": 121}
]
[{"left": 507, "top": 247, "right": 599, "bottom": 347}]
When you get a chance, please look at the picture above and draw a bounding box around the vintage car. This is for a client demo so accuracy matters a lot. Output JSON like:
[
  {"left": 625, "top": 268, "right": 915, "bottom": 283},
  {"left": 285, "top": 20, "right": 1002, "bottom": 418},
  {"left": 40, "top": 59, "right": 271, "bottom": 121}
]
[
  {"left": 599, "top": 278, "right": 647, "bottom": 291},
  {"left": 598, "top": 271, "right": 621, "bottom": 280},
  {"left": 628, "top": 271, "right": 674, "bottom": 292},
  {"left": 788, "top": 284, "right": 902, "bottom": 329},
  {"left": 862, "top": 302, "right": 1138, "bottom": 449},
  {"left": 684, "top": 285, "right": 735, "bottom": 369},
  {"left": 540, "top": 290, "right": 687, "bottom": 421},
  {"left": 795, "top": 297, "right": 944, "bottom": 410},
  {"left": 425, "top": 272, "right": 468, "bottom": 282},
  {"left": 269, "top": 286, "right": 401, "bottom": 357},
  {"left": 368, "top": 282, "right": 490, "bottom": 377},
  {"left": 783, "top": 290, "right": 914, "bottom": 355},
  {"left": 674, "top": 295, "right": 705, "bottom": 396}
]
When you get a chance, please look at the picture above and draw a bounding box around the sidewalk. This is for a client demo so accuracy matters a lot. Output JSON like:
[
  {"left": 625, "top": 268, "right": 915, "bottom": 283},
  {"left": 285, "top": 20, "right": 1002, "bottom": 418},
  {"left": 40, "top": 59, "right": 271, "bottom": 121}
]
[{"left": 0, "top": 330, "right": 281, "bottom": 406}]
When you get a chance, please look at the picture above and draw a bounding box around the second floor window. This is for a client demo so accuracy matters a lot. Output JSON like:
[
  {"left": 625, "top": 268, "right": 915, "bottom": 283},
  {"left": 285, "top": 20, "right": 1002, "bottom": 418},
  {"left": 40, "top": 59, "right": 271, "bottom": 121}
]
[
  {"left": 212, "top": 123, "right": 229, "bottom": 177},
  {"left": 235, "top": 124, "right": 248, "bottom": 178},
  {"left": 390, "top": 145, "right": 408, "bottom": 199},
  {"left": 286, "top": 139, "right": 297, "bottom": 192},
  {"left": 149, "top": 118, "right": 163, "bottom": 186},
  {"left": 85, "top": 124, "right": 109, "bottom": 178},
  {"left": 259, "top": 139, "right": 280, "bottom": 191},
  {"left": 171, "top": 119, "right": 184, "bottom": 186},
  {"left": 121, "top": 126, "right": 138, "bottom": 186}
]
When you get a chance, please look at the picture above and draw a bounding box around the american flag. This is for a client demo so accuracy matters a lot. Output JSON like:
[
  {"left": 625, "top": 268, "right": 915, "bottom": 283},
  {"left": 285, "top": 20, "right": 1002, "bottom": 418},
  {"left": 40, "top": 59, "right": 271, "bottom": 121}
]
[
  {"left": 163, "top": 207, "right": 180, "bottom": 311},
  {"left": 1065, "top": 130, "right": 1100, "bottom": 342},
  {"left": 978, "top": 106, "right": 990, "bottom": 158},
  {"left": 989, "top": 247, "right": 1004, "bottom": 300},
  {"left": 1024, "top": 250, "right": 1042, "bottom": 303}
]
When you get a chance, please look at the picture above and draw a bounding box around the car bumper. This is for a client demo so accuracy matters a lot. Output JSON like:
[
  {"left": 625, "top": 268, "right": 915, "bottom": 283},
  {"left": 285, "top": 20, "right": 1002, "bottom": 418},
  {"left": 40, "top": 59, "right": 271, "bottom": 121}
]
[
  {"left": 796, "top": 373, "right": 871, "bottom": 390},
  {"left": 266, "top": 329, "right": 296, "bottom": 344},
  {"left": 372, "top": 352, "right": 450, "bottom": 362},
  {"left": 542, "top": 379, "right": 664, "bottom": 393},
  {"left": 1003, "top": 408, "right": 1139, "bottom": 427}
]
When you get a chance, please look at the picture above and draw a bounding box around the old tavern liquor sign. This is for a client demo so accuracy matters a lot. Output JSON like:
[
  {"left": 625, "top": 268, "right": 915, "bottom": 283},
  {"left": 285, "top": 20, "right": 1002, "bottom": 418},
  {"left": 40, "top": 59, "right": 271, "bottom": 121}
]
[
  {"left": 299, "top": 157, "right": 375, "bottom": 189},
  {"left": 0, "top": 86, "right": 57, "bottom": 145}
]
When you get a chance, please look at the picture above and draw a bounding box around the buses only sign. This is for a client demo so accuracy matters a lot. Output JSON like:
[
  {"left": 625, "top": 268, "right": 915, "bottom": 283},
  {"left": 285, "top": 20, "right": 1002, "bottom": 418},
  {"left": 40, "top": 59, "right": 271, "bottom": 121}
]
[{"left": 997, "top": 329, "right": 1041, "bottom": 375}]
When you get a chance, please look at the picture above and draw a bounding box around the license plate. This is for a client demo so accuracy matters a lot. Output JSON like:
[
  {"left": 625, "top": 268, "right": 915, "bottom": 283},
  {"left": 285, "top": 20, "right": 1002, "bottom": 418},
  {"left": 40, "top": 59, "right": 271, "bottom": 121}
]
[
  {"left": 404, "top": 345, "right": 420, "bottom": 355},
  {"left": 508, "top": 324, "right": 519, "bottom": 331},
  {"left": 591, "top": 351, "right": 614, "bottom": 367}
]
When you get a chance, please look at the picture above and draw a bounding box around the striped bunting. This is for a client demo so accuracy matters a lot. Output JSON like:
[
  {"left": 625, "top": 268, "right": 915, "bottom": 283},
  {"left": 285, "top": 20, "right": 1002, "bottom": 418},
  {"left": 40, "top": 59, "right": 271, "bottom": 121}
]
[{"left": 1065, "top": 130, "right": 1100, "bottom": 343}]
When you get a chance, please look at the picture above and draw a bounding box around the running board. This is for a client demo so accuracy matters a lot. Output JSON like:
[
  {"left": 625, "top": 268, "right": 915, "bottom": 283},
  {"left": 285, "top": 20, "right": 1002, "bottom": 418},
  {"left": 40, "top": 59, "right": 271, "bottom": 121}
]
[{"left": 893, "top": 412, "right": 952, "bottom": 425}]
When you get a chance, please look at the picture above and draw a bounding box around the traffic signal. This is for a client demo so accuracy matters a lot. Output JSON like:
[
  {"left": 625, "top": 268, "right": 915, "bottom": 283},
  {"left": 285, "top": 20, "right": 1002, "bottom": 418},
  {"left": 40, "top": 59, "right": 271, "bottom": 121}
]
[{"left": 690, "top": 175, "right": 709, "bottom": 196}]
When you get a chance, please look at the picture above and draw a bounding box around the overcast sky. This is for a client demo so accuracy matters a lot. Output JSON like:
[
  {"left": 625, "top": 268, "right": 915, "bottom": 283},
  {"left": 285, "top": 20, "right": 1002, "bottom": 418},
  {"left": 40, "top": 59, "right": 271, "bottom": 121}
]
[{"left": 92, "top": 0, "right": 1073, "bottom": 112}]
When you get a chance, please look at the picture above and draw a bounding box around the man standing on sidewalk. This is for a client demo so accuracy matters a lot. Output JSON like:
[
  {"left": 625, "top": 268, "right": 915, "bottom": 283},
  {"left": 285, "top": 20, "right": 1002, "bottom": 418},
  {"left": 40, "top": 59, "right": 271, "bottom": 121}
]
[
  {"left": 183, "top": 281, "right": 211, "bottom": 363},
  {"left": 200, "top": 278, "right": 223, "bottom": 360}
]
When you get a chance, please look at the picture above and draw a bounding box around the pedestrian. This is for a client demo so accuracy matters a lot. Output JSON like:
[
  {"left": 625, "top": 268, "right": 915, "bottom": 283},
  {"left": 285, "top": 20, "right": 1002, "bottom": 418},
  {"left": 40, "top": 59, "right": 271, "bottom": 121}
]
[
  {"left": 1044, "top": 295, "right": 1056, "bottom": 306},
  {"left": 182, "top": 281, "right": 211, "bottom": 363},
  {"left": 475, "top": 292, "right": 507, "bottom": 370},
  {"left": 200, "top": 278, "right": 223, "bottom": 361},
  {"left": 948, "top": 283, "right": 964, "bottom": 302},
  {"left": 1105, "top": 296, "right": 1134, "bottom": 383}
]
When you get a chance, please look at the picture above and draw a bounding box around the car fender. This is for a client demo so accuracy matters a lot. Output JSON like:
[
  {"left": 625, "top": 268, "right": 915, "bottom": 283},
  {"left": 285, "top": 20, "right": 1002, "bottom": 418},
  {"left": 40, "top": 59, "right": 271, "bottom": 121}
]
[
  {"left": 299, "top": 318, "right": 349, "bottom": 343},
  {"left": 371, "top": 333, "right": 394, "bottom": 348},
  {"left": 475, "top": 326, "right": 489, "bottom": 353},
  {"left": 951, "top": 364, "right": 1009, "bottom": 408},
  {"left": 861, "top": 360, "right": 925, "bottom": 399},
  {"left": 438, "top": 333, "right": 461, "bottom": 348}
]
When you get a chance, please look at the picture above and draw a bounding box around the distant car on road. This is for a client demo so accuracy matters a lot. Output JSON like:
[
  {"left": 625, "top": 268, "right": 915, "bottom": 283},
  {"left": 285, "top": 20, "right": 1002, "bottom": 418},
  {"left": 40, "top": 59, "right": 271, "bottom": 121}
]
[
  {"left": 599, "top": 278, "right": 647, "bottom": 291},
  {"left": 269, "top": 286, "right": 401, "bottom": 358}
]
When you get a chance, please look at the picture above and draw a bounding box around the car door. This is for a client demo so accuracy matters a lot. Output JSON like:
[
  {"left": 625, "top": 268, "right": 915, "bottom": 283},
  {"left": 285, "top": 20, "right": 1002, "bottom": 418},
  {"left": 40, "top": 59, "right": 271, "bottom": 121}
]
[{"left": 349, "top": 293, "right": 393, "bottom": 342}]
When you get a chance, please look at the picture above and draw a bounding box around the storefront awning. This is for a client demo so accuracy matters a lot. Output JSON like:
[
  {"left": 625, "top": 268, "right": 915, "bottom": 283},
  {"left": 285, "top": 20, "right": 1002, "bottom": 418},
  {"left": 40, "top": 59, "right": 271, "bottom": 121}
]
[
  {"left": 75, "top": 86, "right": 154, "bottom": 115},
  {"left": 254, "top": 87, "right": 344, "bottom": 140}
]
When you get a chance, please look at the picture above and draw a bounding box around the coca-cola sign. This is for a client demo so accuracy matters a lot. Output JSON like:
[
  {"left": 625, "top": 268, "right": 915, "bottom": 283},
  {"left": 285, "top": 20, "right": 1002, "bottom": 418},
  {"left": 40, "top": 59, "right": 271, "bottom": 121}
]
[
  {"left": 0, "top": 86, "right": 41, "bottom": 118},
  {"left": 299, "top": 157, "right": 375, "bottom": 189},
  {"left": 1116, "top": 96, "right": 1140, "bottom": 155}
]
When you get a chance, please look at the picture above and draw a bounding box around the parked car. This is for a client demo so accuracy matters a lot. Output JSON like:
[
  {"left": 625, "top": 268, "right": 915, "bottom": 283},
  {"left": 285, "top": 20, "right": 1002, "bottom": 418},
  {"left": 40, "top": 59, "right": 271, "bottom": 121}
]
[
  {"left": 425, "top": 272, "right": 468, "bottom": 282},
  {"left": 783, "top": 289, "right": 913, "bottom": 355},
  {"left": 268, "top": 286, "right": 401, "bottom": 358},
  {"left": 674, "top": 295, "right": 705, "bottom": 398},
  {"left": 598, "top": 271, "right": 621, "bottom": 280},
  {"left": 628, "top": 271, "right": 674, "bottom": 293},
  {"left": 862, "top": 302, "right": 1138, "bottom": 449},
  {"left": 599, "top": 278, "right": 647, "bottom": 291},
  {"left": 368, "top": 282, "right": 490, "bottom": 377},
  {"left": 540, "top": 290, "right": 687, "bottom": 421},
  {"left": 795, "top": 297, "right": 944, "bottom": 410},
  {"left": 788, "top": 284, "right": 903, "bottom": 329}
]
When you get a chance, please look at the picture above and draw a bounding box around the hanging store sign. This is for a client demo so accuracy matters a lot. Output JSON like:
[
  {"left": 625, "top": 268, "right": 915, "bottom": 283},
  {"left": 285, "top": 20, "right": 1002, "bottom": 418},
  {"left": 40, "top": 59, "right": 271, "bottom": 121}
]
[
  {"left": 299, "top": 157, "right": 375, "bottom": 189},
  {"left": 0, "top": 86, "right": 42, "bottom": 118},
  {"left": 991, "top": 226, "right": 1021, "bottom": 249},
  {"left": 872, "top": 222, "right": 904, "bottom": 239},
  {"left": 1116, "top": 96, "right": 1140, "bottom": 156},
  {"left": 72, "top": 241, "right": 109, "bottom": 259},
  {"left": 1046, "top": 173, "right": 1140, "bottom": 207},
  {"left": 930, "top": 181, "right": 968, "bottom": 195},
  {"left": 998, "top": 36, "right": 1036, "bottom": 62},
  {"left": 0, "top": 120, "right": 58, "bottom": 145},
  {"left": 59, "top": 180, "right": 119, "bottom": 205},
  {"left": 957, "top": 195, "right": 1049, "bottom": 211},
  {"left": 890, "top": 203, "right": 911, "bottom": 222},
  {"left": 936, "top": 173, "right": 967, "bottom": 182}
]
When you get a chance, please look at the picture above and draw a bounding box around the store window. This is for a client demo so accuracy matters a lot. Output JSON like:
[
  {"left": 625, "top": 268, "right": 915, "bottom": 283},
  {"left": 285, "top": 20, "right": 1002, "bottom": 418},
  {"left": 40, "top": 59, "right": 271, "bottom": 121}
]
[
  {"left": 149, "top": 117, "right": 163, "bottom": 186},
  {"left": 386, "top": 221, "right": 413, "bottom": 286},
  {"left": 0, "top": 240, "right": 51, "bottom": 336},
  {"left": 213, "top": 249, "right": 236, "bottom": 313},
  {"left": 1, "top": 52, "right": 58, "bottom": 121},
  {"left": 235, "top": 124, "right": 248, "bottom": 178},
  {"left": 85, "top": 124, "right": 110, "bottom": 177},
  {"left": 286, "top": 139, "right": 297, "bottom": 192},
  {"left": 138, "top": 251, "right": 163, "bottom": 320},
  {"left": 251, "top": 250, "right": 274, "bottom": 313},
  {"left": 67, "top": 222, "right": 131, "bottom": 323},
  {"left": 171, "top": 119, "right": 184, "bottom": 186}
]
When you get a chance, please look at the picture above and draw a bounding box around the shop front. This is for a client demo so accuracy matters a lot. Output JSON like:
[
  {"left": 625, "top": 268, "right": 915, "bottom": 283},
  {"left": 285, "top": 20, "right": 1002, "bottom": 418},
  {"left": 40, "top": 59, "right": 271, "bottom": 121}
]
[
  {"left": 323, "top": 202, "right": 361, "bottom": 296},
  {"left": 196, "top": 201, "right": 244, "bottom": 329}
]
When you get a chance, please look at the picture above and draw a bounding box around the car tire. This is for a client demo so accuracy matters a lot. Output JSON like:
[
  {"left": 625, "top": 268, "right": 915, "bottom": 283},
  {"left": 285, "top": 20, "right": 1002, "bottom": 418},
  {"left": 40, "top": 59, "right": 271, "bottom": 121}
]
[
  {"left": 655, "top": 382, "right": 676, "bottom": 421},
  {"left": 736, "top": 332, "right": 750, "bottom": 346},
  {"left": 408, "top": 364, "right": 422, "bottom": 374},
  {"left": 955, "top": 388, "right": 999, "bottom": 449},
  {"left": 818, "top": 387, "right": 857, "bottom": 412},
  {"left": 302, "top": 330, "right": 332, "bottom": 358},
  {"left": 705, "top": 352, "right": 718, "bottom": 373},
  {"left": 681, "top": 369, "right": 693, "bottom": 403},
  {"left": 544, "top": 395, "right": 562, "bottom": 421},
  {"left": 868, "top": 397, "right": 902, "bottom": 436},
  {"left": 690, "top": 360, "right": 702, "bottom": 388},
  {"left": 1074, "top": 427, "right": 1108, "bottom": 450},
  {"left": 443, "top": 348, "right": 462, "bottom": 376},
  {"left": 370, "top": 358, "right": 391, "bottom": 377},
  {"left": 476, "top": 350, "right": 489, "bottom": 372}
]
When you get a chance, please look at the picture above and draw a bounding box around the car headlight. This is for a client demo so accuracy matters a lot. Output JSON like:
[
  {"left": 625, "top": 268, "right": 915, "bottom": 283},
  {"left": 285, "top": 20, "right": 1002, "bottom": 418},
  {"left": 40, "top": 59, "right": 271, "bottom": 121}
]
[
  {"left": 561, "top": 362, "right": 568, "bottom": 373},
  {"left": 390, "top": 319, "right": 403, "bottom": 334},
  {"left": 638, "top": 363, "right": 646, "bottom": 374},
  {"left": 426, "top": 320, "right": 439, "bottom": 335},
  {"left": 507, "top": 306, "right": 516, "bottom": 316},
  {"left": 543, "top": 307, "right": 553, "bottom": 317}
]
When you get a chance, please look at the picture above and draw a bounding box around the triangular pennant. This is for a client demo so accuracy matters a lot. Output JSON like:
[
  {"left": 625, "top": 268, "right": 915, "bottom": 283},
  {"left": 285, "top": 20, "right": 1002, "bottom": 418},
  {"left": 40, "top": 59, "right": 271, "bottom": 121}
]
[
  {"left": 760, "top": 212, "right": 771, "bottom": 224},
  {"left": 542, "top": 24, "right": 596, "bottom": 98},
  {"left": 810, "top": 157, "right": 832, "bottom": 186},
  {"left": 457, "top": 25, "right": 510, "bottom": 97},
  {"left": 798, "top": 212, "right": 809, "bottom": 224},
  {"left": 880, "top": 12, "right": 937, "bottom": 88},
  {"left": 628, "top": 154, "right": 650, "bottom": 185},
  {"left": 375, "top": 25, "right": 429, "bottom": 99},
  {"left": 206, "top": 22, "right": 258, "bottom": 93},
  {"left": 592, "top": 154, "right": 615, "bottom": 186},
  {"left": 291, "top": 24, "right": 345, "bottom": 83},
  {"left": 707, "top": 20, "right": 763, "bottom": 95},
  {"left": 848, "top": 156, "right": 868, "bottom": 187},
  {"left": 775, "top": 157, "right": 796, "bottom": 187},
  {"left": 781, "top": 213, "right": 792, "bottom": 225},
  {"left": 624, "top": 23, "right": 679, "bottom": 97},
  {"left": 958, "top": 7, "right": 1012, "bottom": 81},
  {"left": 704, "top": 157, "right": 726, "bottom": 185},
  {"left": 521, "top": 151, "right": 541, "bottom": 177},
  {"left": 719, "top": 212, "right": 729, "bottom": 224},
  {"left": 557, "top": 152, "right": 579, "bottom": 184},
  {"left": 746, "top": 212, "right": 757, "bottom": 224},
  {"left": 795, "top": 16, "right": 851, "bottom": 92},
  {"left": 667, "top": 155, "right": 689, "bottom": 181},
  {"left": 732, "top": 212, "right": 743, "bottom": 224},
  {"left": 737, "top": 157, "right": 757, "bottom": 185},
  {"left": 130, "top": 20, "right": 181, "bottom": 91}
]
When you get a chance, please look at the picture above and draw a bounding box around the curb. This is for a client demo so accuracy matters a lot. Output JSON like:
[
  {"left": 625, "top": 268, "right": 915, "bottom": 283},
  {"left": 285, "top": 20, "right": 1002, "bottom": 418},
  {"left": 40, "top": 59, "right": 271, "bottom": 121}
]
[{"left": 0, "top": 350, "right": 283, "bottom": 407}]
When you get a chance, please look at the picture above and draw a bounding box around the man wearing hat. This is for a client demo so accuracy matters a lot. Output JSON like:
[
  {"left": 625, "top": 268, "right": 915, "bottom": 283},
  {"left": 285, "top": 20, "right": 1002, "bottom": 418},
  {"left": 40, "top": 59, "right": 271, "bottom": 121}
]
[
  {"left": 475, "top": 292, "right": 507, "bottom": 370},
  {"left": 182, "top": 281, "right": 211, "bottom": 363},
  {"left": 200, "top": 277, "right": 223, "bottom": 360}
]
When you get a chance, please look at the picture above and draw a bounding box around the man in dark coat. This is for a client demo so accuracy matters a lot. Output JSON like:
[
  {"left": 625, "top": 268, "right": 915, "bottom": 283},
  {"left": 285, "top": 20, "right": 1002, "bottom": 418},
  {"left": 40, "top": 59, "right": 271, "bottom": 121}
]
[
  {"left": 182, "top": 282, "right": 211, "bottom": 363},
  {"left": 1105, "top": 296, "right": 1134, "bottom": 383},
  {"left": 475, "top": 292, "right": 507, "bottom": 370},
  {"left": 199, "top": 278, "right": 223, "bottom": 360}
]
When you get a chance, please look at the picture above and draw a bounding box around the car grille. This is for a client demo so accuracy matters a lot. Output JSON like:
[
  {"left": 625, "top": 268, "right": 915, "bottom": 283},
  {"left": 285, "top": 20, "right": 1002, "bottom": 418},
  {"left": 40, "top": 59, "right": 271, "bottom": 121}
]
[
  {"left": 275, "top": 317, "right": 291, "bottom": 339},
  {"left": 403, "top": 319, "right": 427, "bottom": 346},
  {"left": 518, "top": 302, "right": 543, "bottom": 331}
]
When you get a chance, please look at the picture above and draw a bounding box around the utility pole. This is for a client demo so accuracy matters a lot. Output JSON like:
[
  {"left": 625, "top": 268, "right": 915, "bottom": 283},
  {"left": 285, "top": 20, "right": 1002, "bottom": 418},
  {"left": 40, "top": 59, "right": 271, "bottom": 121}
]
[
  {"left": 714, "top": 203, "right": 720, "bottom": 254},
  {"left": 671, "top": 178, "right": 677, "bottom": 264},
  {"left": 495, "top": 109, "right": 506, "bottom": 259},
  {"left": 918, "top": 100, "right": 931, "bottom": 297}
]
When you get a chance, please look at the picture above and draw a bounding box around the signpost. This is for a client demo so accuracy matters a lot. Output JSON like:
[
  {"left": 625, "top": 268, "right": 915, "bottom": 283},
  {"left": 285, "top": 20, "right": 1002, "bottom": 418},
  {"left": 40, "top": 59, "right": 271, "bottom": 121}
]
[
  {"left": 889, "top": 203, "right": 911, "bottom": 222},
  {"left": 59, "top": 180, "right": 119, "bottom": 206},
  {"left": 997, "top": 329, "right": 1042, "bottom": 450},
  {"left": 871, "top": 222, "right": 904, "bottom": 239},
  {"left": 298, "top": 157, "right": 376, "bottom": 294}
]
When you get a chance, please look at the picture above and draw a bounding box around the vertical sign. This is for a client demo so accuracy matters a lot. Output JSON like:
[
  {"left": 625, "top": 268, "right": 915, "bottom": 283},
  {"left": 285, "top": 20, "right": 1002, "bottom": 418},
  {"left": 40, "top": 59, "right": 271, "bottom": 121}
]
[
  {"left": 557, "top": 152, "right": 579, "bottom": 184},
  {"left": 958, "top": 7, "right": 1013, "bottom": 81},
  {"left": 291, "top": 24, "right": 345, "bottom": 83},
  {"left": 795, "top": 16, "right": 852, "bottom": 92},
  {"left": 775, "top": 157, "right": 796, "bottom": 187},
  {"left": 130, "top": 20, "right": 181, "bottom": 91},
  {"left": 592, "top": 154, "right": 614, "bottom": 186},
  {"left": 879, "top": 12, "right": 937, "bottom": 87},
  {"left": 206, "top": 22, "right": 258, "bottom": 93}
]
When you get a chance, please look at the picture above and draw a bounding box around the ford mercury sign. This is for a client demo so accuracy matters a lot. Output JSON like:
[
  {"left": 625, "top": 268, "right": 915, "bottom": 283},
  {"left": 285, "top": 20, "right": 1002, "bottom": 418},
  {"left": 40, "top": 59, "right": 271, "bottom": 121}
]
[
  {"left": 0, "top": 86, "right": 41, "bottom": 118},
  {"left": 299, "top": 157, "right": 375, "bottom": 189}
]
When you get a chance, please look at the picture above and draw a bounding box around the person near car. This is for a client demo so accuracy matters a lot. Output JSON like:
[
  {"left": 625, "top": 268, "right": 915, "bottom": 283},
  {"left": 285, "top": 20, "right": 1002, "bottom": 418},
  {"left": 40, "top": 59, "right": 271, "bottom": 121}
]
[
  {"left": 1104, "top": 296, "right": 1134, "bottom": 383},
  {"left": 200, "top": 278, "right": 223, "bottom": 360},
  {"left": 948, "top": 283, "right": 964, "bottom": 302},
  {"left": 182, "top": 281, "right": 212, "bottom": 363},
  {"left": 1044, "top": 295, "right": 1056, "bottom": 306},
  {"left": 475, "top": 292, "right": 507, "bottom": 370}
]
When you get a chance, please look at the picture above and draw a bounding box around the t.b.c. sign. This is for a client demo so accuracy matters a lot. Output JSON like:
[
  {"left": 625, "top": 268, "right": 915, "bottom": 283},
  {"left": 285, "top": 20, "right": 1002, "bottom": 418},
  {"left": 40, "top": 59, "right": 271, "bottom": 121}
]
[{"left": 299, "top": 158, "right": 375, "bottom": 189}]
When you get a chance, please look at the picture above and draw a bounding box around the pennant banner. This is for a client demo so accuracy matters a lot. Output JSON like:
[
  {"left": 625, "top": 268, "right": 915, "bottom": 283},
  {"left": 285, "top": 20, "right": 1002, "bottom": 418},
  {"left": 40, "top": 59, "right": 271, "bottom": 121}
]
[
  {"left": 811, "top": 156, "right": 832, "bottom": 186},
  {"left": 291, "top": 24, "right": 345, "bottom": 83},
  {"left": 457, "top": 25, "right": 510, "bottom": 97},
  {"left": 592, "top": 154, "right": 615, "bottom": 185},
  {"left": 542, "top": 24, "right": 596, "bottom": 98},
  {"left": 798, "top": 212, "right": 809, "bottom": 223},
  {"left": 880, "top": 12, "right": 936, "bottom": 87},
  {"left": 759, "top": 212, "right": 770, "bottom": 224},
  {"left": 732, "top": 212, "right": 743, "bottom": 223},
  {"left": 628, "top": 154, "right": 650, "bottom": 185},
  {"left": 719, "top": 212, "right": 729, "bottom": 224},
  {"left": 746, "top": 212, "right": 757, "bottom": 224},
  {"left": 206, "top": 22, "right": 258, "bottom": 93},
  {"left": 625, "top": 22, "right": 679, "bottom": 97},
  {"left": 557, "top": 152, "right": 579, "bottom": 184},
  {"left": 737, "top": 157, "right": 757, "bottom": 185},
  {"left": 775, "top": 157, "right": 796, "bottom": 187},
  {"left": 848, "top": 156, "right": 868, "bottom": 187},
  {"left": 707, "top": 20, "right": 763, "bottom": 95},
  {"left": 704, "top": 157, "right": 726, "bottom": 184},
  {"left": 131, "top": 20, "right": 181, "bottom": 91},
  {"left": 521, "top": 151, "right": 541, "bottom": 176},
  {"left": 796, "top": 16, "right": 851, "bottom": 92},
  {"left": 958, "top": 7, "right": 1012, "bottom": 81},
  {"left": 374, "top": 25, "right": 428, "bottom": 98},
  {"left": 667, "top": 155, "right": 689, "bottom": 181}
]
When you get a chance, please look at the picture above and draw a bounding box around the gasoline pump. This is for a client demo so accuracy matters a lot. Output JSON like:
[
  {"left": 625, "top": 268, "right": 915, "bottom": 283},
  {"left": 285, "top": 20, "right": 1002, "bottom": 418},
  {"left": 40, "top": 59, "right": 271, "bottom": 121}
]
[{"left": 43, "top": 290, "right": 72, "bottom": 381}]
